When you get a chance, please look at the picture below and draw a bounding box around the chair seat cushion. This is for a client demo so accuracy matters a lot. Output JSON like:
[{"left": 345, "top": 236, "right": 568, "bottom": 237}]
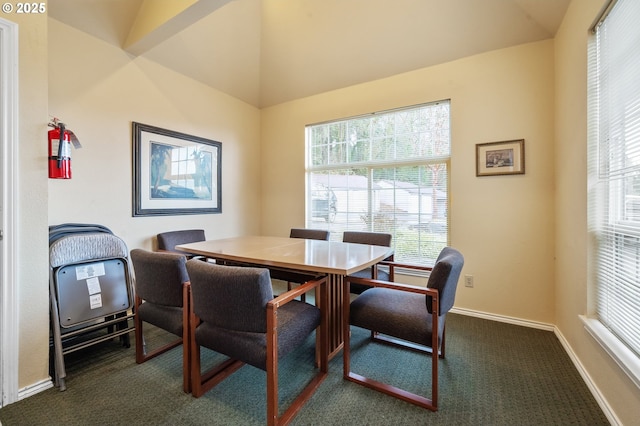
[
  {"left": 138, "top": 302, "right": 183, "bottom": 337},
  {"left": 195, "top": 300, "right": 320, "bottom": 371},
  {"left": 350, "top": 287, "right": 444, "bottom": 347}
]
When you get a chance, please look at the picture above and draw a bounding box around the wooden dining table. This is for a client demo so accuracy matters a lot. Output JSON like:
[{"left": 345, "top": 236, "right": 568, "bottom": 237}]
[{"left": 176, "top": 235, "right": 393, "bottom": 359}]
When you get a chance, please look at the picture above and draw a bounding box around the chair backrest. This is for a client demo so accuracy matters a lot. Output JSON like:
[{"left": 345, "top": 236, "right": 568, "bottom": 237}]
[
  {"left": 157, "top": 229, "right": 206, "bottom": 252},
  {"left": 343, "top": 231, "right": 392, "bottom": 247},
  {"left": 130, "top": 249, "right": 189, "bottom": 308},
  {"left": 49, "top": 232, "right": 128, "bottom": 268},
  {"left": 290, "top": 228, "right": 330, "bottom": 240},
  {"left": 186, "top": 259, "right": 273, "bottom": 333},
  {"left": 426, "top": 247, "right": 464, "bottom": 316}
]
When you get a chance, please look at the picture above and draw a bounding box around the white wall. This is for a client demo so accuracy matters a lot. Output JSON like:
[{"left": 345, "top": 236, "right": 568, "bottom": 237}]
[
  {"left": 261, "top": 40, "right": 556, "bottom": 325},
  {"left": 555, "top": 0, "right": 640, "bottom": 423}
]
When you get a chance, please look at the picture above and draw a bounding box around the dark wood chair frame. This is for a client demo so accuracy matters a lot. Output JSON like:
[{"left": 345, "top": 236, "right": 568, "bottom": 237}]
[
  {"left": 134, "top": 277, "right": 192, "bottom": 393},
  {"left": 342, "top": 261, "right": 444, "bottom": 411},
  {"left": 187, "top": 276, "right": 329, "bottom": 426}
]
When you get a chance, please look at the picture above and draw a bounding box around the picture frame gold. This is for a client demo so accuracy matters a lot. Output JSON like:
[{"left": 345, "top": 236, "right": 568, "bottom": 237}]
[{"left": 476, "top": 139, "right": 525, "bottom": 177}]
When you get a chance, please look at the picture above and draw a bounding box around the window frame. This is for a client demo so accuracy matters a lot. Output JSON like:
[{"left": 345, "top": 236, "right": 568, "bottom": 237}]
[
  {"left": 585, "top": 0, "right": 640, "bottom": 389},
  {"left": 304, "top": 100, "right": 451, "bottom": 267}
]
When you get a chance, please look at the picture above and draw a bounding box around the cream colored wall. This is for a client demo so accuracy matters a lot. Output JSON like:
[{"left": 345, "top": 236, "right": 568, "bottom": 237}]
[
  {"left": 555, "top": 0, "right": 640, "bottom": 423},
  {"left": 10, "top": 12, "right": 50, "bottom": 391},
  {"left": 48, "top": 18, "right": 261, "bottom": 250},
  {"left": 3, "top": 13, "right": 51, "bottom": 390},
  {"left": 261, "top": 41, "right": 556, "bottom": 324},
  {"left": 34, "top": 17, "right": 260, "bottom": 391}
]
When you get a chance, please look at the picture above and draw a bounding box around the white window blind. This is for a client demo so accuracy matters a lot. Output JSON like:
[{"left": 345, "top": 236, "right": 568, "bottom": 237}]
[
  {"left": 305, "top": 101, "right": 450, "bottom": 266},
  {"left": 588, "top": 0, "right": 640, "bottom": 360}
]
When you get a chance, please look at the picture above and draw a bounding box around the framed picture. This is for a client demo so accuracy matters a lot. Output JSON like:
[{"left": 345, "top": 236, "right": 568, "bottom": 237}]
[
  {"left": 476, "top": 139, "right": 525, "bottom": 177},
  {"left": 132, "top": 122, "right": 222, "bottom": 216}
]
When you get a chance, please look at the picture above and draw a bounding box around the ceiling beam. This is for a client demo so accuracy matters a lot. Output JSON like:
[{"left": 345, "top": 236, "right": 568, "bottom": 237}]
[{"left": 124, "top": 0, "right": 234, "bottom": 55}]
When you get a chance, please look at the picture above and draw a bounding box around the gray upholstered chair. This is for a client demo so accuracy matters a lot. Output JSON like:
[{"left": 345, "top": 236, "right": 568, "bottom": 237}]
[
  {"left": 156, "top": 229, "right": 206, "bottom": 258},
  {"left": 289, "top": 228, "right": 330, "bottom": 240},
  {"left": 186, "top": 259, "right": 328, "bottom": 426},
  {"left": 343, "top": 247, "right": 464, "bottom": 411},
  {"left": 343, "top": 231, "right": 394, "bottom": 294},
  {"left": 284, "top": 228, "right": 331, "bottom": 301},
  {"left": 130, "top": 249, "right": 191, "bottom": 393}
]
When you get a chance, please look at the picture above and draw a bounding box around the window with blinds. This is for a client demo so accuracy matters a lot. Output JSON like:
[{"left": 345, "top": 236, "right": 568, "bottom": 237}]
[
  {"left": 588, "top": 0, "right": 640, "bottom": 363},
  {"left": 305, "top": 100, "right": 450, "bottom": 266}
]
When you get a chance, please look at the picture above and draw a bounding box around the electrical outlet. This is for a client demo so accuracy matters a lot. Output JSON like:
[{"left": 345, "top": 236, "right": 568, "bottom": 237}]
[{"left": 464, "top": 274, "right": 474, "bottom": 288}]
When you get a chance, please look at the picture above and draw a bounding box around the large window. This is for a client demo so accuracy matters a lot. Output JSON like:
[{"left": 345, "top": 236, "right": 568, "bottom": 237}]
[
  {"left": 305, "top": 100, "right": 450, "bottom": 266},
  {"left": 587, "top": 0, "right": 640, "bottom": 386}
]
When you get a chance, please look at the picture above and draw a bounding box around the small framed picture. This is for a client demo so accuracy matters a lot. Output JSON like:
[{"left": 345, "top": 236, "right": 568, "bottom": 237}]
[{"left": 476, "top": 139, "right": 525, "bottom": 177}]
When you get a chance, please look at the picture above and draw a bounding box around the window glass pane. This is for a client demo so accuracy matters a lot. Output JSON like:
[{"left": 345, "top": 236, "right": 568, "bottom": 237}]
[
  {"left": 306, "top": 100, "right": 450, "bottom": 266},
  {"left": 589, "top": 0, "right": 640, "bottom": 359}
]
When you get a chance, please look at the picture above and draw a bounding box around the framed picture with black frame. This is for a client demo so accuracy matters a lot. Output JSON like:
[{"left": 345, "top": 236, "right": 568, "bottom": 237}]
[
  {"left": 476, "top": 139, "right": 525, "bottom": 177},
  {"left": 132, "top": 122, "right": 222, "bottom": 216}
]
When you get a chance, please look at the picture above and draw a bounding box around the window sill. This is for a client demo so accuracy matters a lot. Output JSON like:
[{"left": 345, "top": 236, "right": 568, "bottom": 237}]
[{"left": 580, "top": 315, "right": 640, "bottom": 389}]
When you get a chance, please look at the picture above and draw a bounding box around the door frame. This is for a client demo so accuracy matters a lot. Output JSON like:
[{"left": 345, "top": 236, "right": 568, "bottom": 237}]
[{"left": 0, "top": 17, "right": 20, "bottom": 407}]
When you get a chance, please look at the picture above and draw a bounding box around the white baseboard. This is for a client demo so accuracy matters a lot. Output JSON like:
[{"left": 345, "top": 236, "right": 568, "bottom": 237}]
[
  {"left": 553, "top": 326, "right": 621, "bottom": 426},
  {"left": 451, "top": 307, "right": 619, "bottom": 426},
  {"left": 18, "top": 378, "right": 53, "bottom": 401},
  {"left": 450, "top": 307, "right": 555, "bottom": 331}
]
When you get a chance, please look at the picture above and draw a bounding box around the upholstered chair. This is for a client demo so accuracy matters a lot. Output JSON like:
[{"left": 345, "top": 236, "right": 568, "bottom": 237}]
[
  {"left": 156, "top": 229, "right": 206, "bottom": 258},
  {"left": 130, "top": 249, "right": 191, "bottom": 392},
  {"left": 343, "top": 247, "right": 464, "bottom": 411},
  {"left": 342, "top": 231, "right": 394, "bottom": 293},
  {"left": 186, "top": 259, "right": 328, "bottom": 426}
]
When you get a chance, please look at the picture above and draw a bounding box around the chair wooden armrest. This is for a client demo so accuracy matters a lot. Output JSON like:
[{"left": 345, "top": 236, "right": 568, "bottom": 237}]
[
  {"left": 270, "top": 276, "right": 326, "bottom": 306},
  {"left": 345, "top": 275, "right": 437, "bottom": 296},
  {"left": 377, "top": 260, "right": 433, "bottom": 281}
]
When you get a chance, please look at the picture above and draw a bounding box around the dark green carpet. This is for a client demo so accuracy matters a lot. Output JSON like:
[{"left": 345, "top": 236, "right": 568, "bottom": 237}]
[{"left": 0, "top": 314, "right": 608, "bottom": 425}]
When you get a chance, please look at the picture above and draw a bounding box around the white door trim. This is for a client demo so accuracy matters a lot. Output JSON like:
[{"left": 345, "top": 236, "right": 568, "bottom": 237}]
[{"left": 0, "top": 17, "right": 20, "bottom": 407}]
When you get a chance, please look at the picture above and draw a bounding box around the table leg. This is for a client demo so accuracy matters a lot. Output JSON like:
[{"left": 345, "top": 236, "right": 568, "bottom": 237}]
[{"left": 327, "top": 273, "right": 344, "bottom": 360}]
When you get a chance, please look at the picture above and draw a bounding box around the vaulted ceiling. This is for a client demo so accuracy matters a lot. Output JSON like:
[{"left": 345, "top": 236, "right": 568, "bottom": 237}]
[{"left": 49, "top": 0, "right": 571, "bottom": 108}]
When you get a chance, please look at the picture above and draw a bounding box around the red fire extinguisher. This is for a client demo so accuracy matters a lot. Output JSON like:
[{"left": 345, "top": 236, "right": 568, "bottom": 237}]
[{"left": 48, "top": 119, "right": 76, "bottom": 179}]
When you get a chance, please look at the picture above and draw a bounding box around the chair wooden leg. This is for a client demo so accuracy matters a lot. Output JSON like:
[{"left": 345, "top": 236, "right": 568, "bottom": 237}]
[
  {"left": 188, "top": 303, "right": 244, "bottom": 398},
  {"left": 189, "top": 333, "right": 244, "bottom": 397},
  {"left": 134, "top": 298, "right": 183, "bottom": 362},
  {"left": 182, "top": 284, "right": 191, "bottom": 393},
  {"left": 343, "top": 281, "right": 440, "bottom": 411},
  {"left": 266, "top": 312, "right": 278, "bottom": 426},
  {"left": 134, "top": 296, "right": 145, "bottom": 364},
  {"left": 266, "top": 279, "right": 328, "bottom": 426}
]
